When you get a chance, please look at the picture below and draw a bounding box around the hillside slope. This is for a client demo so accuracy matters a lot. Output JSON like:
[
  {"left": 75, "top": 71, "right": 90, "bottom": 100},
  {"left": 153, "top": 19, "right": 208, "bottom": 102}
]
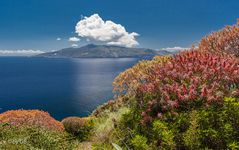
[{"left": 36, "top": 44, "right": 172, "bottom": 58}]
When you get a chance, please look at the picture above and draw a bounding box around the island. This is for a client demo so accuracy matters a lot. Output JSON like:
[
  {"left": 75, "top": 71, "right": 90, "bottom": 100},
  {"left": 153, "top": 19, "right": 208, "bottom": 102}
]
[{"left": 36, "top": 44, "right": 173, "bottom": 58}]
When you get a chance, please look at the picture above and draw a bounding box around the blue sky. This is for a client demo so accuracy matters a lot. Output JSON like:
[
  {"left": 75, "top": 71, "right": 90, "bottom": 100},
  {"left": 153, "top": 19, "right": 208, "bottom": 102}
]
[{"left": 0, "top": 0, "right": 238, "bottom": 52}]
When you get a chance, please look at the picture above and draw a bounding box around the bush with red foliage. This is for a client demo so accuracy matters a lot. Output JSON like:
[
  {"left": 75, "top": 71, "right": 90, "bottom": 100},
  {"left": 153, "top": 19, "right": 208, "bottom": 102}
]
[
  {"left": 113, "top": 56, "right": 171, "bottom": 97},
  {"left": 199, "top": 19, "right": 239, "bottom": 57},
  {"left": 0, "top": 109, "right": 64, "bottom": 132},
  {"left": 138, "top": 50, "right": 239, "bottom": 124}
]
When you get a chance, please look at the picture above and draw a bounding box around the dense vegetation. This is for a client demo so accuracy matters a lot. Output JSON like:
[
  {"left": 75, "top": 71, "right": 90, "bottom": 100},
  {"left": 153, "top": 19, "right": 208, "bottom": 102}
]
[
  {"left": 0, "top": 20, "right": 238, "bottom": 149},
  {"left": 92, "top": 20, "right": 239, "bottom": 149}
]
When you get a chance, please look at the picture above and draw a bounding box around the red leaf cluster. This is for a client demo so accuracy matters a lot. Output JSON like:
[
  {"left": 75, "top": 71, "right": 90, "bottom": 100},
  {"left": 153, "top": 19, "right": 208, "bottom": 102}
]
[
  {"left": 0, "top": 109, "right": 64, "bottom": 132},
  {"left": 139, "top": 51, "right": 239, "bottom": 124}
]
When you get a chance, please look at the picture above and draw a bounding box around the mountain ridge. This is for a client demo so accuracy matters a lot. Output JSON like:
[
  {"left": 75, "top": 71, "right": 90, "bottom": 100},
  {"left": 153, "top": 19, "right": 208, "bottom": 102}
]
[{"left": 36, "top": 44, "right": 173, "bottom": 58}]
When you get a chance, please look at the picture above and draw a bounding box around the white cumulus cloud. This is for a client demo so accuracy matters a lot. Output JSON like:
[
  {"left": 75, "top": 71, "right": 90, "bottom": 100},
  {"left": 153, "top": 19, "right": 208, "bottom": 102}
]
[
  {"left": 75, "top": 14, "right": 139, "bottom": 47},
  {"left": 69, "top": 37, "right": 80, "bottom": 42},
  {"left": 0, "top": 50, "right": 44, "bottom": 56},
  {"left": 56, "top": 38, "right": 61, "bottom": 41}
]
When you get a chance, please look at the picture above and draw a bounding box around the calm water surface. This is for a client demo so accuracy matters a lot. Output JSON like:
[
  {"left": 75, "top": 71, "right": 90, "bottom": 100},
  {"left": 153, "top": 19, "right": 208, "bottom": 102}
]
[{"left": 0, "top": 57, "right": 140, "bottom": 120}]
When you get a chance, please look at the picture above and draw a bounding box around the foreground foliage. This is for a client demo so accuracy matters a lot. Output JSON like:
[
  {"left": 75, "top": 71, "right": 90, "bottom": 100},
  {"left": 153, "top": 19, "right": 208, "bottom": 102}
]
[
  {"left": 91, "top": 107, "right": 129, "bottom": 149},
  {"left": 0, "top": 124, "right": 78, "bottom": 150},
  {"left": 103, "top": 20, "right": 239, "bottom": 150},
  {"left": 94, "top": 97, "right": 239, "bottom": 150}
]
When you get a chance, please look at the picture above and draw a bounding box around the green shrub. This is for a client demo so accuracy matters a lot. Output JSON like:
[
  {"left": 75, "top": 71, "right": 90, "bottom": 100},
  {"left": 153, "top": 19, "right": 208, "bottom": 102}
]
[
  {"left": 198, "top": 97, "right": 239, "bottom": 149},
  {"left": 153, "top": 120, "right": 175, "bottom": 149},
  {"left": 228, "top": 141, "right": 239, "bottom": 150},
  {"left": 131, "top": 135, "right": 150, "bottom": 150},
  {"left": 62, "top": 116, "right": 94, "bottom": 141},
  {"left": 0, "top": 124, "right": 77, "bottom": 149},
  {"left": 183, "top": 110, "right": 201, "bottom": 149},
  {"left": 112, "top": 97, "right": 239, "bottom": 149}
]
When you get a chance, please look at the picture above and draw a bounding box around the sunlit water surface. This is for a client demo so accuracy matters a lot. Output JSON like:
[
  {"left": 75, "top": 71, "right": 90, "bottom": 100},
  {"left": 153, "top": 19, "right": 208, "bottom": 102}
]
[{"left": 0, "top": 57, "right": 140, "bottom": 120}]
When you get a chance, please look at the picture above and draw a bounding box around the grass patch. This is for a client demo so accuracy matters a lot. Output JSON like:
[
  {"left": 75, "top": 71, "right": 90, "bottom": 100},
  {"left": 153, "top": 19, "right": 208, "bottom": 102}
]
[
  {"left": 91, "top": 107, "right": 129, "bottom": 148},
  {"left": 0, "top": 123, "right": 79, "bottom": 150}
]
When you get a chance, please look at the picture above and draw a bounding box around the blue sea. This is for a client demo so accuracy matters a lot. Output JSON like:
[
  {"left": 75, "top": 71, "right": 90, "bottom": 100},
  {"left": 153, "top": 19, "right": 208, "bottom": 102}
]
[{"left": 0, "top": 57, "right": 140, "bottom": 120}]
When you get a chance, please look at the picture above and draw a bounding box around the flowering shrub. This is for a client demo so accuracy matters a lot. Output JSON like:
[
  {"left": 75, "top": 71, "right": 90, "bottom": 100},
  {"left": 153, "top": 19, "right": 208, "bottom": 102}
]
[
  {"left": 199, "top": 20, "right": 239, "bottom": 57},
  {"left": 113, "top": 56, "right": 171, "bottom": 96},
  {"left": 62, "top": 116, "right": 94, "bottom": 140},
  {"left": 139, "top": 50, "right": 239, "bottom": 124},
  {"left": 0, "top": 109, "right": 64, "bottom": 132},
  {"left": 99, "top": 21, "right": 239, "bottom": 149}
]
